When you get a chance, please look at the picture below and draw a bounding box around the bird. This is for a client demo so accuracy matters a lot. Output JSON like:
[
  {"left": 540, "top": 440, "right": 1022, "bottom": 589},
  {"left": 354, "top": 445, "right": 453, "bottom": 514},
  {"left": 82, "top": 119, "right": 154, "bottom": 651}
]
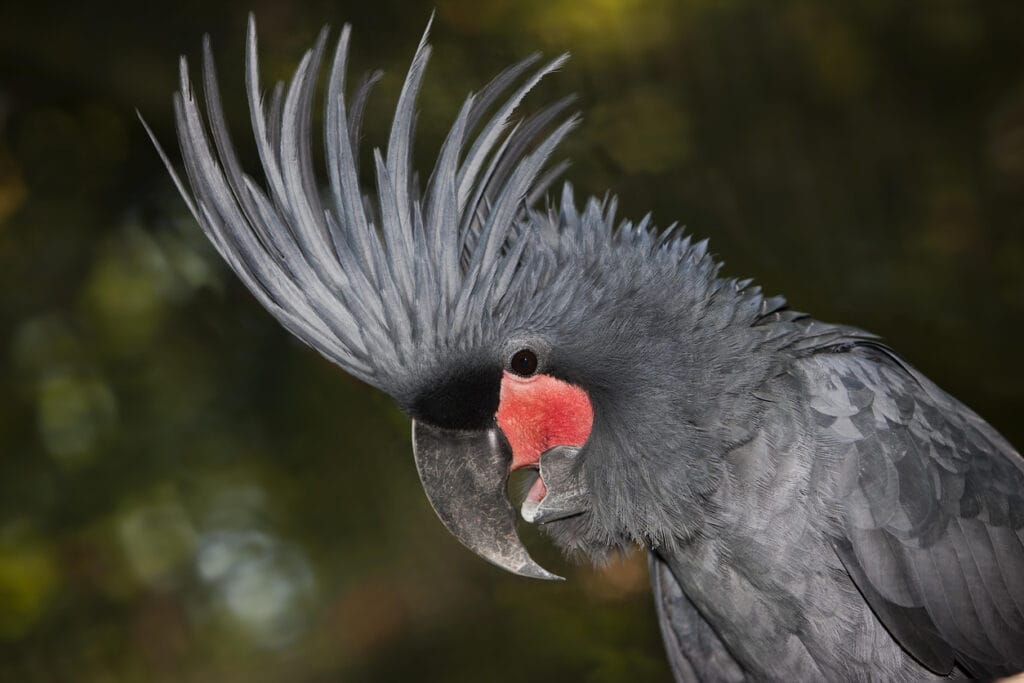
[{"left": 146, "top": 15, "right": 1024, "bottom": 681}]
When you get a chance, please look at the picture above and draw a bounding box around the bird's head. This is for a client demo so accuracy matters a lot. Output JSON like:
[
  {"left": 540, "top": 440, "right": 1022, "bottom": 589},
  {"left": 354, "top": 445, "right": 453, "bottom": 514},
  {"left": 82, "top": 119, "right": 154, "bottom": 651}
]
[{"left": 151, "top": 17, "right": 781, "bottom": 579}]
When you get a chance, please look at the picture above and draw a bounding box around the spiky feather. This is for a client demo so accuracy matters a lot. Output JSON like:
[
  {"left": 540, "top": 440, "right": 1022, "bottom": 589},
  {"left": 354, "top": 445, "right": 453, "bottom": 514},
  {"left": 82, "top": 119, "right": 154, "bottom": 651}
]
[
  {"left": 144, "top": 15, "right": 781, "bottom": 408},
  {"left": 144, "top": 16, "right": 580, "bottom": 397}
]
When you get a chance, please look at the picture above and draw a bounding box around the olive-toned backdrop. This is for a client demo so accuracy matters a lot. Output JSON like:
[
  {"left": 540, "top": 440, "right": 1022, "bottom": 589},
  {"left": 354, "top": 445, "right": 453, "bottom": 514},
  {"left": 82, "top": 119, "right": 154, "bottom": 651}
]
[{"left": 1, "top": 1, "right": 1022, "bottom": 681}]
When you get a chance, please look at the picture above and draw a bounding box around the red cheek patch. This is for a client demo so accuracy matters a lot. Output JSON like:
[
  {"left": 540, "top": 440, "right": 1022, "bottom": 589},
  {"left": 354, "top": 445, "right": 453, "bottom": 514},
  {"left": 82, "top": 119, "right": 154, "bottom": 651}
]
[{"left": 495, "top": 371, "right": 593, "bottom": 472}]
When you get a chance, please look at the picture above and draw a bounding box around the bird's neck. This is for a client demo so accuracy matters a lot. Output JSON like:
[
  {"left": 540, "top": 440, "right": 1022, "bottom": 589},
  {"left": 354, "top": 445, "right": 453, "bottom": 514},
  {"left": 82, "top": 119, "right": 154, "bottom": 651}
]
[{"left": 579, "top": 306, "right": 786, "bottom": 556}]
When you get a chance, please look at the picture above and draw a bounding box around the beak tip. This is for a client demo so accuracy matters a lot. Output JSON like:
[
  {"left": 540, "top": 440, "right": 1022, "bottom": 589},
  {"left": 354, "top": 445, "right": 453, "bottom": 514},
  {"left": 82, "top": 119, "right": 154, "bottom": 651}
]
[{"left": 516, "top": 563, "right": 564, "bottom": 581}]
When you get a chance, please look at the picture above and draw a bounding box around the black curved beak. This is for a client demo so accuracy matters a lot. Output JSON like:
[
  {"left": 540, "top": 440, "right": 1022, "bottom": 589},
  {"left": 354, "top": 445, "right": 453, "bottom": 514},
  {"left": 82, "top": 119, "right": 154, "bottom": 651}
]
[{"left": 411, "top": 420, "right": 562, "bottom": 580}]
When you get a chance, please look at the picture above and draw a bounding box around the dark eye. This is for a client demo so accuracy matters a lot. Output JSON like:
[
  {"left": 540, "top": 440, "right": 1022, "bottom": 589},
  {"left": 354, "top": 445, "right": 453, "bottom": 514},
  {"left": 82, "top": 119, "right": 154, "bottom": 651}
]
[{"left": 509, "top": 349, "right": 539, "bottom": 377}]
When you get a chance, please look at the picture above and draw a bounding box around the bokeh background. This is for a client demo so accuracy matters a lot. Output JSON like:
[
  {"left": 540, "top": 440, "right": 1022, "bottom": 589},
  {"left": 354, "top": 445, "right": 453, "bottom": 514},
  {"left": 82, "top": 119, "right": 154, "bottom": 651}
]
[{"left": 1, "top": 0, "right": 1023, "bottom": 681}]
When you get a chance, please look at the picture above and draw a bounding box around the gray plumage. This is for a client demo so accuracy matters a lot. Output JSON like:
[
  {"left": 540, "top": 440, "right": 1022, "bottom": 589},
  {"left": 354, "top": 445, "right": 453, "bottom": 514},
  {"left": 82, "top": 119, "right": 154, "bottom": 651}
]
[
  {"left": 150, "top": 17, "right": 1024, "bottom": 680},
  {"left": 647, "top": 337, "right": 1024, "bottom": 680}
]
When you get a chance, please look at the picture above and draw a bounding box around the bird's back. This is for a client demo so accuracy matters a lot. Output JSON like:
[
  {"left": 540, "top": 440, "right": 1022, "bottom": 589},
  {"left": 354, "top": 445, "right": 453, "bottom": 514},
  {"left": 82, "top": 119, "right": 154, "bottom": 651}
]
[
  {"left": 651, "top": 328, "right": 1023, "bottom": 680},
  {"left": 803, "top": 341, "right": 1024, "bottom": 678}
]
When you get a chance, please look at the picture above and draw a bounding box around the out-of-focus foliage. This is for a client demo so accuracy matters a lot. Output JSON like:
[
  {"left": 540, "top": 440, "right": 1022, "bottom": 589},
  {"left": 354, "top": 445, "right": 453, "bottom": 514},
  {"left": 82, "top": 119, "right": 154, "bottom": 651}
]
[{"left": 0, "top": 0, "right": 1022, "bottom": 681}]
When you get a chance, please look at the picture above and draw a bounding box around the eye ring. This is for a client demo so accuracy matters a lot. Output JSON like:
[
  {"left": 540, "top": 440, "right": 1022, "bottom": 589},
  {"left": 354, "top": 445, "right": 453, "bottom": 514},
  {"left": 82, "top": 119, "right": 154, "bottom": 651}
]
[{"left": 509, "top": 348, "right": 539, "bottom": 377}]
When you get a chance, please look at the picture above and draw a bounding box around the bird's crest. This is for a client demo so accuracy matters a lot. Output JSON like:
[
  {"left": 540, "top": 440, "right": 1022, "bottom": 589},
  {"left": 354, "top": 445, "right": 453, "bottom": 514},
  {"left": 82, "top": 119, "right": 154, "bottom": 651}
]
[
  {"left": 145, "top": 16, "right": 787, "bottom": 405},
  {"left": 143, "top": 15, "right": 577, "bottom": 396}
]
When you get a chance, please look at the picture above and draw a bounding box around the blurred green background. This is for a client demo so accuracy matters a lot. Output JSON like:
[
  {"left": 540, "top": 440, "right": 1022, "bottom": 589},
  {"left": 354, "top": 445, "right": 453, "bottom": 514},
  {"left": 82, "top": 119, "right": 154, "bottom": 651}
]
[{"left": 1, "top": 0, "right": 1023, "bottom": 681}]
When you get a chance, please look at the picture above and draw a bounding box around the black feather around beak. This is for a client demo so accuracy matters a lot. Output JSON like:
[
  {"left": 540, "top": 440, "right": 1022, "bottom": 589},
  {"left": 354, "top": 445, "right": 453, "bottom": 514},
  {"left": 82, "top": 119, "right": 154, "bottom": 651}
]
[{"left": 411, "top": 420, "right": 562, "bottom": 580}]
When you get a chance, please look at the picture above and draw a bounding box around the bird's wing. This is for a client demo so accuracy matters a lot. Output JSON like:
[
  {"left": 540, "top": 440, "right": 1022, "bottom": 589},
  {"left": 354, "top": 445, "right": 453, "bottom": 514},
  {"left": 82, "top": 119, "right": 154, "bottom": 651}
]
[
  {"left": 649, "top": 551, "right": 748, "bottom": 683},
  {"left": 805, "top": 343, "right": 1024, "bottom": 678}
]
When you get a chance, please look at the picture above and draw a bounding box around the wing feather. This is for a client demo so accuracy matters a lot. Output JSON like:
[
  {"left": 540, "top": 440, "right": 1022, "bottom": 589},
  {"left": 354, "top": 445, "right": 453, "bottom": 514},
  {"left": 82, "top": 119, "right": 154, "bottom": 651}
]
[{"left": 809, "top": 345, "right": 1024, "bottom": 677}]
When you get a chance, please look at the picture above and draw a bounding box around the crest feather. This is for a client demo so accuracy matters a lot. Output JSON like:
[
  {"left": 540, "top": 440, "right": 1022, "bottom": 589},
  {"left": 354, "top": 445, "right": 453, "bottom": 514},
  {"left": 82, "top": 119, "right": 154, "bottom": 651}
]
[{"left": 144, "top": 16, "right": 576, "bottom": 393}]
